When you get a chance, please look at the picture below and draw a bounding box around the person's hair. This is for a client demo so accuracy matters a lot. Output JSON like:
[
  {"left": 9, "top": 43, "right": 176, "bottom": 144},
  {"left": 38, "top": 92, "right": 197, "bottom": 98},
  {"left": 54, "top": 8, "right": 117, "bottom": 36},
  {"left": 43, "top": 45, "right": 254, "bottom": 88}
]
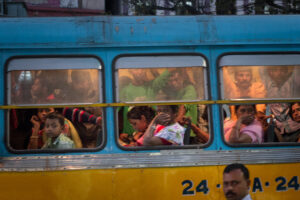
[
  {"left": 127, "top": 106, "right": 156, "bottom": 124},
  {"left": 223, "top": 163, "right": 249, "bottom": 180},
  {"left": 234, "top": 68, "right": 252, "bottom": 77},
  {"left": 71, "top": 70, "right": 91, "bottom": 83},
  {"left": 234, "top": 104, "right": 256, "bottom": 113},
  {"left": 290, "top": 102, "right": 300, "bottom": 119},
  {"left": 169, "top": 69, "right": 192, "bottom": 86},
  {"left": 166, "top": 105, "right": 179, "bottom": 114},
  {"left": 45, "top": 112, "right": 64, "bottom": 127}
]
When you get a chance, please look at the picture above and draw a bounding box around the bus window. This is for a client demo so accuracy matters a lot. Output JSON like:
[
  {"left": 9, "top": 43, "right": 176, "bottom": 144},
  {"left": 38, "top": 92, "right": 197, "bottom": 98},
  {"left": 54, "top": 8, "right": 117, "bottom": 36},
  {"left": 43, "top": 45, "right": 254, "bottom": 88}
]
[
  {"left": 7, "top": 57, "right": 104, "bottom": 151},
  {"left": 115, "top": 55, "right": 210, "bottom": 148},
  {"left": 219, "top": 54, "right": 300, "bottom": 145}
]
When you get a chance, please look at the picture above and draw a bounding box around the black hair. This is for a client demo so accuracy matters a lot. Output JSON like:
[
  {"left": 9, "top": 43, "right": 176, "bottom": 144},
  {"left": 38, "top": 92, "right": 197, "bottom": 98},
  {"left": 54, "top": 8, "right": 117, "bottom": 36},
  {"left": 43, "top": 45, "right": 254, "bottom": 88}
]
[
  {"left": 223, "top": 163, "right": 250, "bottom": 180},
  {"left": 127, "top": 106, "right": 156, "bottom": 124},
  {"left": 71, "top": 70, "right": 91, "bottom": 83},
  {"left": 234, "top": 104, "right": 256, "bottom": 113},
  {"left": 167, "top": 105, "right": 179, "bottom": 114},
  {"left": 45, "top": 112, "right": 64, "bottom": 127}
]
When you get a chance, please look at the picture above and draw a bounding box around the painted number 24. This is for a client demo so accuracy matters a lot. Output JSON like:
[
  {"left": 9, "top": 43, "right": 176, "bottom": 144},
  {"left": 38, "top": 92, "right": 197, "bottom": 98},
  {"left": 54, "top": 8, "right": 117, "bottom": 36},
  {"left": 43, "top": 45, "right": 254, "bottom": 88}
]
[{"left": 182, "top": 180, "right": 209, "bottom": 195}]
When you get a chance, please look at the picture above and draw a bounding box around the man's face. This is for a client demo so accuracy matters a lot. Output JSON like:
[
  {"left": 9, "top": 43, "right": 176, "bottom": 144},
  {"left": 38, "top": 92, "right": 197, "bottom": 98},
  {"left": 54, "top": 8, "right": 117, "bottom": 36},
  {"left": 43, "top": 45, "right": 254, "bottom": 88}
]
[
  {"left": 131, "top": 69, "right": 147, "bottom": 85},
  {"left": 223, "top": 169, "right": 250, "bottom": 200},
  {"left": 267, "top": 67, "right": 289, "bottom": 86},
  {"left": 292, "top": 103, "right": 300, "bottom": 123},
  {"left": 168, "top": 72, "right": 184, "bottom": 91},
  {"left": 235, "top": 70, "right": 252, "bottom": 89}
]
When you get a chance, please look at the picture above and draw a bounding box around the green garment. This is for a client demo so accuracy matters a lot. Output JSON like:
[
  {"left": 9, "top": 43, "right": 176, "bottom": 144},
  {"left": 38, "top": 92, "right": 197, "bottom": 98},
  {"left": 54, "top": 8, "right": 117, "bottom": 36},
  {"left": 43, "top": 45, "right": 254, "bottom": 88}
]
[
  {"left": 120, "top": 70, "right": 170, "bottom": 102},
  {"left": 119, "top": 70, "right": 170, "bottom": 135},
  {"left": 42, "top": 134, "right": 75, "bottom": 149},
  {"left": 174, "top": 84, "right": 198, "bottom": 137}
]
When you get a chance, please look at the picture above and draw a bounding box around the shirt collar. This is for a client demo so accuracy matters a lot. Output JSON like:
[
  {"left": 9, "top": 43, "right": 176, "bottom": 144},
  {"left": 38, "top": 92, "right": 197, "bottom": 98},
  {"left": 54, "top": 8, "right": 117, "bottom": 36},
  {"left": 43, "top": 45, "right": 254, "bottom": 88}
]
[{"left": 242, "top": 194, "right": 252, "bottom": 200}]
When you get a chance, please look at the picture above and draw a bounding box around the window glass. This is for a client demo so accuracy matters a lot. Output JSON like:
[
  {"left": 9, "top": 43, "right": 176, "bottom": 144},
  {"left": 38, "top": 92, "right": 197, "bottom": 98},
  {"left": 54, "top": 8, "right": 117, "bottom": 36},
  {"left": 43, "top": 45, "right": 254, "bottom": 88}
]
[
  {"left": 8, "top": 57, "right": 101, "bottom": 105},
  {"left": 116, "top": 56, "right": 207, "bottom": 102},
  {"left": 220, "top": 54, "right": 300, "bottom": 100},
  {"left": 115, "top": 55, "right": 210, "bottom": 148},
  {"left": 221, "top": 65, "right": 300, "bottom": 100},
  {"left": 7, "top": 57, "right": 103, "bottom": 151},
  {"left": 219, "top": 54, "right": 300, "bottom": 145}
]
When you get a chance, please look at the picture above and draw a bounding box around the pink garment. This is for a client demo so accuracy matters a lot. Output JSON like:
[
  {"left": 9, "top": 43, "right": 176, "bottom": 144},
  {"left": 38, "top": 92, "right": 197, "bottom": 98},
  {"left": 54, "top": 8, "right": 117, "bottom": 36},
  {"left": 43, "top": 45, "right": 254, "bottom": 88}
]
[{"left": 224, "top": 119, "right": 264, "bottom": 143}]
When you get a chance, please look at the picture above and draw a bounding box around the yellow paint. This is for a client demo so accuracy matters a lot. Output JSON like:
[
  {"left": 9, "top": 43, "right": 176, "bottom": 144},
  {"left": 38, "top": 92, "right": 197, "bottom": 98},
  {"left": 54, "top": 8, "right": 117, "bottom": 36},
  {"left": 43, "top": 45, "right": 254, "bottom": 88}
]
[{"left": 0, "top": 163, "right": 299, "bottom": 200}]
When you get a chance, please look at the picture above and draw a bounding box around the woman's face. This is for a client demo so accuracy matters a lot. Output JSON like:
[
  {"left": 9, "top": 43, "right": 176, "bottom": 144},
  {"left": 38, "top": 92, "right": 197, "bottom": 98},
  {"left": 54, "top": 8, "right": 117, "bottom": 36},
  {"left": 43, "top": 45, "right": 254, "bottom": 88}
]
[
  {"left": 236, "top": 105, "right": 255, "bottom": 125},
  {"left": 129, "top": 116, "right": 148, "bottom": 132}
]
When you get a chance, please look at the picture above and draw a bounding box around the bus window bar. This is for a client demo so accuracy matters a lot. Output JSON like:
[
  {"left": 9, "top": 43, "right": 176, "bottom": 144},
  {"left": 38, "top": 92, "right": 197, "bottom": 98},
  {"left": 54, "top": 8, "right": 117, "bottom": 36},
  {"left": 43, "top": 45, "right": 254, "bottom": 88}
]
[{"left": 0, "top": 99, "right": 298, "bottom": 109}]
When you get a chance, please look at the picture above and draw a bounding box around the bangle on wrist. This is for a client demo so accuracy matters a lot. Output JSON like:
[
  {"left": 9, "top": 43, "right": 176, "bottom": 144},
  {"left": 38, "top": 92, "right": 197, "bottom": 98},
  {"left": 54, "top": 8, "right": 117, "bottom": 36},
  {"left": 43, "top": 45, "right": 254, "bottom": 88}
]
[{"left": 150, "top": 125, "right": 156, "bottom": 129}]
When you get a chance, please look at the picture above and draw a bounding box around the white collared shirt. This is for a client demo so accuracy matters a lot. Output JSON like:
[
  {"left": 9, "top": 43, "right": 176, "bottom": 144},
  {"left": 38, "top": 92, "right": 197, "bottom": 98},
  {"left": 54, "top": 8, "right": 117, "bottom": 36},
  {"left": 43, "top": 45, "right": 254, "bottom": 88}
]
[{"left": 242, "top": 194, "right": 252, "bottom": 200}]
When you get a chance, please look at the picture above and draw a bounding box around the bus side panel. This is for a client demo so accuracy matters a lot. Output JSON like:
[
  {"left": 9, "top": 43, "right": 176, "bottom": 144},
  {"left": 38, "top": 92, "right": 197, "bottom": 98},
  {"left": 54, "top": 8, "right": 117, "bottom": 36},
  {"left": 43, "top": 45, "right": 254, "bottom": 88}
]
[{"left": 0, "top": 163, "right": 299, "bottom": 200}]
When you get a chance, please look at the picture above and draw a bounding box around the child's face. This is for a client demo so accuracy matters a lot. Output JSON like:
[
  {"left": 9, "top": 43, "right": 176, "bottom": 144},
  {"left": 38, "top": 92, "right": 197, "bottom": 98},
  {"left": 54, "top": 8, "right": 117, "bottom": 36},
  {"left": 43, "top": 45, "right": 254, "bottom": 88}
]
[
  {"left": 45, "top": 118, "right": 64, "bottom": 138},
  {"left": 129, "top": 116, "right": 148, "bottom": 132}
]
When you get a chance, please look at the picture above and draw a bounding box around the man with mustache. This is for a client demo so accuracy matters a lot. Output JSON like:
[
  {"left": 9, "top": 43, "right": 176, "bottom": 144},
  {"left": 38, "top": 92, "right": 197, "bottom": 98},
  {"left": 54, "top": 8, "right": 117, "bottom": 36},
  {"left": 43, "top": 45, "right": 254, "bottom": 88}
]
[
  {"left": 223, "top": 163, "right": 252, "bottom": 200},
  {"left": 224, "top": 67, "right": 265, "bottom": 100},
  {"left": 223, "top": 68, "right": 266, "bottom": 122}
]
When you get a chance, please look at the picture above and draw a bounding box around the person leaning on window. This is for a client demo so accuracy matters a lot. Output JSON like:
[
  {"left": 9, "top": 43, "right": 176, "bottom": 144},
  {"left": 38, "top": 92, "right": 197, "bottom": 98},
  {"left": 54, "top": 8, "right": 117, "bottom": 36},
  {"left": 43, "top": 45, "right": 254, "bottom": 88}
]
[{"left": 224, "top": 105, "right": 264, "bottom": 144}]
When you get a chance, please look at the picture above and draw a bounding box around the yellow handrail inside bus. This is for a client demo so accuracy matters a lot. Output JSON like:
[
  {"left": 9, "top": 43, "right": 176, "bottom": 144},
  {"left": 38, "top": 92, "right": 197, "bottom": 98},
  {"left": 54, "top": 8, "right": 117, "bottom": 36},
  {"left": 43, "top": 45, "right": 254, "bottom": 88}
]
[{"left": 0, "top": 99, "right": 298, "bottom": 109}]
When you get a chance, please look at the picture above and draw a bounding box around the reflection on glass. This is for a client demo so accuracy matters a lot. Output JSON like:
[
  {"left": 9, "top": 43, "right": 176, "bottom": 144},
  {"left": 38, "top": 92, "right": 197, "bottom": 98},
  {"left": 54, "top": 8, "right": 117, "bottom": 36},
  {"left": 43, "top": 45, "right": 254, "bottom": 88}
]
[
  {"left": 10, "top": 69, "right": 99, "bottom": 104},
  {"left": 118, "top": 67, "right": 205, "bottom": 102},
  {"left": 222, "top": 65, "right": 300, "bottom": 99}
]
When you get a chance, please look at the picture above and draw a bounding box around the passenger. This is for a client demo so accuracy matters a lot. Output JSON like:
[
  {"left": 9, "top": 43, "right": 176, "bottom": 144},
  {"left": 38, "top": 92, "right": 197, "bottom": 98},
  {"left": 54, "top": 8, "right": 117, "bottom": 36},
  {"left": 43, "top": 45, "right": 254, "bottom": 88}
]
[
  {"left": 182, "top": 115, "right": 209, "bottom": 144},
  {"left": 63, "top": 107, "right": 102, "bottom": 148},
  {"left": 223, "top": 67, "right": 266, "bottom": 130},
  {"left": 30, "top": 72, "right": 54, "bottom": 104},
  {"left": 69, "top": 70, "right": 98, "bottom": 103},
  {"left": 162, "top": 69, "right": 199, "bottom": 143},
  {"left": 274, "top": 102, "right": 300, "bottom": 142},
  {"left": 223, "top": 67, "right": 266, "bottom": 99},
  {"left": 260, "top": 66, "right": 300, "bottom": 138},
  {"left": 126, "top": 106, "right": 161, "bottom": 146},
  {"left": 262, "top": 66, "right": 298, "bottom": 98},
  {"left": 224, "top": 105, "right": 264, "bottom": 144},
  {"left": 143, "top": 105, "right": 185, "bottom": 146},
  {"left": 27, "top": 108, "right": 81, "bottom": 149},
  {"left": 119, "top": 68, "right": 170, "bottom": 138},
  {"left": 42, "top": 112, "right": 75, "bottom": 149},
  {"left": 27, "top": 108, "right": 55, "bottom": 149}
]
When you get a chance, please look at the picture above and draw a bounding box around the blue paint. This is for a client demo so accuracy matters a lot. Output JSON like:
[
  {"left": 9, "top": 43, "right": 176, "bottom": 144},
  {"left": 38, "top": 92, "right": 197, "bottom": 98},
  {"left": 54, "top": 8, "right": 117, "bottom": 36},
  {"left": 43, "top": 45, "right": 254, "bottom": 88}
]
[{"left": 0, "top": 15, "right": 299, "bottom": 157}]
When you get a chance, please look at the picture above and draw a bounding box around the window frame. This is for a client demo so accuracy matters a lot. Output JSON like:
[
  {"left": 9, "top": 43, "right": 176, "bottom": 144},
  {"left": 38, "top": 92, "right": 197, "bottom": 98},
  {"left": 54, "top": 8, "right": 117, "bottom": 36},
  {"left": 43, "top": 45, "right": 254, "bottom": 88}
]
[
  {"left": 217, "top": 52, "right": 300, "bottom": 147},
  {"left": 113, "top": 53, "right": 213, "bottom": 151},
  {"left": 5, "top": 55, "right": 107, "bottom": 154}
]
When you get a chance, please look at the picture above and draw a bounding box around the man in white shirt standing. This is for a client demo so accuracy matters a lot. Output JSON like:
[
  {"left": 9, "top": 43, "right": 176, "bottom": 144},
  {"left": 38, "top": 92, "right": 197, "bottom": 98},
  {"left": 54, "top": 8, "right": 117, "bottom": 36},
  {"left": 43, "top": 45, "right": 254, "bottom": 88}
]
[{"left": 223, "top": 163, "right": 252, "bottom": 200}]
